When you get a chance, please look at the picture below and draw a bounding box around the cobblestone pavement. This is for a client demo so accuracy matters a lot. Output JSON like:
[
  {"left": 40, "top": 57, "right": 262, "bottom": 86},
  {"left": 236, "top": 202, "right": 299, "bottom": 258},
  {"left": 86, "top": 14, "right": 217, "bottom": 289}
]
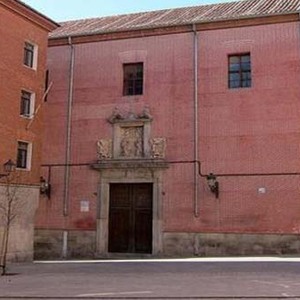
[{"left": 0, "top": 257, "right": 300, "bottom": 299}]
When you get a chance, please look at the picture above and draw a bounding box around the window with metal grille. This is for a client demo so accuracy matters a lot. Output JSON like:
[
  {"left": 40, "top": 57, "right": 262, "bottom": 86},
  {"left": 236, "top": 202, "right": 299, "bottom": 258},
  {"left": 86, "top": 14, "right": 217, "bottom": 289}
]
[
  {"left": 20, "top": 90, "right": 32, "bottom": 117},
  {"left": 123, "top": 63, "right": 143, "bottom": 96},
  {"left": 23, "top": 42, "right": 35, "bottom": 68},
  {"left": 17, "top": 142, "right": 29, "bottom": 169},
  {"left": 228, "top": 54, "right": 251, "bottom": 89}
]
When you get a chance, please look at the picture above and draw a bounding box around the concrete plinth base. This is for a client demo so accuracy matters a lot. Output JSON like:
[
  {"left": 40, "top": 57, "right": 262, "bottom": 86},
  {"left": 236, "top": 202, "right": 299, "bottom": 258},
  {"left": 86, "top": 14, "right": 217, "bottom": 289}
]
[
  {"left": 34, "top": 229, "right": 96, "bottom": 259},
  {"left": 163, "top": 232, "right": 300, "bottom": 257}
]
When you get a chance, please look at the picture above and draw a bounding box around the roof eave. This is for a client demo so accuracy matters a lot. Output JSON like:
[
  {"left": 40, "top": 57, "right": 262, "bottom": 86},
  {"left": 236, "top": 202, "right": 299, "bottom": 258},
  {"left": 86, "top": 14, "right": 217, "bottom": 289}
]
[
  {"left": 2, "top": 0, "right": 59, "bottom": 31},
  {"left": 49, "top": 11, "right": 300, "bottom": 43}
]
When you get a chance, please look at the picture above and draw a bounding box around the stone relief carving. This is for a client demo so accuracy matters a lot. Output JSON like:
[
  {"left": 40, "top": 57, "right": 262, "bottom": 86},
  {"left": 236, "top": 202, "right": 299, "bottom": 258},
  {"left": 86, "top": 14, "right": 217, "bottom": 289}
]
[
  {"left": 96, "top": 137, "right": 167, "bottom": 160},
  {"left": 120, "top": 127, "right": 143, "bottom": 158},
  {"left": 97, "top": 139, "right": 112, "bottom": 160},
  {"left": 108, "top": 107, "right": 123, "bottom": 123},
  {"left": 97, "top": 107, "right": 167, "bottom": 161},
  {"left": 149, "top": 138, "right": 166, "bottom": 159},
  {"left": 108, "top": 106, "right": 152, "bottom": 123},
  {"left": 138, "top": 105, "right": 152, "bottom": 120}
]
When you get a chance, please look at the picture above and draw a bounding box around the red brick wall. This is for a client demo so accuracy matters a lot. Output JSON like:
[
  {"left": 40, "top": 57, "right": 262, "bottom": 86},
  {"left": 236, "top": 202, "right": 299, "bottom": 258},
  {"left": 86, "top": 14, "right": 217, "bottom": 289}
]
[
  {"left": 166, "top": 22, "right": 300, "bottom": 234},
  {"left": 0, "top": 4, "right": 49, "bottom": 184},
  {"left": 37, "top": 21, "right": 300, "bottom": 235},
  {"left": 195, "top": 22, "right": 300, "bottom": 233},
  {"left": 37, "top": 32, "right": 194, "bottom": 230}
]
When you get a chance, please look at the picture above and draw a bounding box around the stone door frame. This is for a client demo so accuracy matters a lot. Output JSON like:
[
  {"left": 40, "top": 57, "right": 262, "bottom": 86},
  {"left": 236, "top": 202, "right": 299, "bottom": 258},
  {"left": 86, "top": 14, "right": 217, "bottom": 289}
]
[{"left": 95, "top": 168, "right": 164, "bottom": 257}]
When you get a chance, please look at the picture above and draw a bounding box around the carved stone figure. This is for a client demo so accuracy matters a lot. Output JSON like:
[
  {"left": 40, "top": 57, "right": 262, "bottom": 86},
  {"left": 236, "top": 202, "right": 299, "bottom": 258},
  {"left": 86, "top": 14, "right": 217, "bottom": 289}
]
[
  {"left": 108, "top": 107, "right": 123, "bottom": 123},
  {"left": 138, "top": 106, "right": 152, "bottom": 120},
  {"left": 127, "top": 110, "right": 137, "bottom": 120},
  {"left": 120, "top": 127, "right": 143, "bottom": 158},
  {"left": 150, "top": 138, "right": 166, "bottom": 158},
  {"left": 97, "top": 139, "right": 112, "bottom": 159}
]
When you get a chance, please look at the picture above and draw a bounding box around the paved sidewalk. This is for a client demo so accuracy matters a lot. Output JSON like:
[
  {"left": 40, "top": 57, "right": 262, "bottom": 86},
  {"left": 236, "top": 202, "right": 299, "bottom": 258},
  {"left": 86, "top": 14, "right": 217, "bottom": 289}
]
[{"left": 0, "top": 257, "right": 300, "bottom": 299}]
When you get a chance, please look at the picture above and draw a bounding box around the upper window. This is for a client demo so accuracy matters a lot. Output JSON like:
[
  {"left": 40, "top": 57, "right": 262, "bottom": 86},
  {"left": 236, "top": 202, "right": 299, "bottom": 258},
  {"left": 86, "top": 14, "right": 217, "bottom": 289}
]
[
  {"left": 17, "top": 141, "right": 31, "bottom": 170},
  {"left": 123, "top": 63, "right": 143, "bottom": 96},
  {"left": 228, "top": 54, "right": 251, "bottom": 89},
  {"left": 20, "top": 90, "right": 34, "bottom": 118},
  {"left": 23, "top": 42, "right": 37, "bottom": 69}
]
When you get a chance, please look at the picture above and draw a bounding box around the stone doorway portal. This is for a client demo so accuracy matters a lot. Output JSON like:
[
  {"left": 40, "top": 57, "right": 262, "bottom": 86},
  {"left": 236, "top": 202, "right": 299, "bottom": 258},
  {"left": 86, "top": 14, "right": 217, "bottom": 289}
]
[{"left": 93, "top": 107, "right": 168, "bottom": 257}]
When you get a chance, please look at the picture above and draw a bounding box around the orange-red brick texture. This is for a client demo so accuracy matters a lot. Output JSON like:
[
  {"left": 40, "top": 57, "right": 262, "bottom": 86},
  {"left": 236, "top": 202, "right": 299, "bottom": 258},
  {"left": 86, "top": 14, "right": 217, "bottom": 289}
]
[{"left": 0, "top": 1, "right": 56, "bottom": 184}]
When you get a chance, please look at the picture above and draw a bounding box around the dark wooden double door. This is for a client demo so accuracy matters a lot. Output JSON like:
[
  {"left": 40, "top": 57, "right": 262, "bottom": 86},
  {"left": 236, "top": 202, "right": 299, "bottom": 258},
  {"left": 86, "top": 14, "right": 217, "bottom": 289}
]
[{"left": 108, "top": 183, "right": 153, "bottom": 254}]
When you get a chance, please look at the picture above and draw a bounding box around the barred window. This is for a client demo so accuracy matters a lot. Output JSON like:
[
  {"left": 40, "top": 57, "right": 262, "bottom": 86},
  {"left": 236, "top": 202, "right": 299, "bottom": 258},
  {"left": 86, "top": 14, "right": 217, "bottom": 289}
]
[
  {"left": 123, "top": 63, "right": 143, "bottom": 96},
  {"left": 228, "top": 54, "right": 251, "bottom": 89}
]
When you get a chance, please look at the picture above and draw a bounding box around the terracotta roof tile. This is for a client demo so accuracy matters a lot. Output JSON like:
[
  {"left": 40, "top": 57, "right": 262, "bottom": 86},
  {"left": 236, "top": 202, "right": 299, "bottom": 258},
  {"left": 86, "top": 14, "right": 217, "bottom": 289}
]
[{"left": 50, "top": 0, "right": 300, "bottom": 39}]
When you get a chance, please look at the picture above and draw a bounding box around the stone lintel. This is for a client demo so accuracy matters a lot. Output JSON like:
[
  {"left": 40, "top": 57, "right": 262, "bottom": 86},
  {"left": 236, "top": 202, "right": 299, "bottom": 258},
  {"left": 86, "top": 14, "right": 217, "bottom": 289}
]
[
  {"left": 108, "top": 117, "right": 152, "bottom": 125},
  {"left": 91, "top": 159, "right": 169, "bottom": 170}
]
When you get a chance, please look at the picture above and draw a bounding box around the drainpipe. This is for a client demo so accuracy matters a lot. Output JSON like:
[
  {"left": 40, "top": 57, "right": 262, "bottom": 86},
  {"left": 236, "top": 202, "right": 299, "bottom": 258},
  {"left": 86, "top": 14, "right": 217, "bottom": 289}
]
[
  {"left": 192, "top": 24, "right": 199, "bottom": 218},
  {"left": 63, "top": 36, "right": 75, "bottom": 217},
  {"left": 62, "top": 36, "right": 75, "bottom": 257}
]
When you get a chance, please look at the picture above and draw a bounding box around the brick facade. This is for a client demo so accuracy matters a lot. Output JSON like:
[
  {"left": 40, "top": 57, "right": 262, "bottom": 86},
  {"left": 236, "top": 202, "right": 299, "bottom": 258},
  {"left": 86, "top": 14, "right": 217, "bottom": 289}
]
[
  {"left": 35, "top": 1, "right": 300, "bottom": 258},
  {"left": 0, "top": 0, "right": 58, "bottom": 262}
]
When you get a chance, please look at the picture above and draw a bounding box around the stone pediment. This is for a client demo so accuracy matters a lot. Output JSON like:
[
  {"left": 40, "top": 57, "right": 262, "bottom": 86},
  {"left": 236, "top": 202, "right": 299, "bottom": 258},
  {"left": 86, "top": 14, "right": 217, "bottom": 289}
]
[
  {"left": 95, "top": 107, "right": 167, "bottom": 165},
  {"left": 108, "top": 106, "right": 152, "bottom": 124}
]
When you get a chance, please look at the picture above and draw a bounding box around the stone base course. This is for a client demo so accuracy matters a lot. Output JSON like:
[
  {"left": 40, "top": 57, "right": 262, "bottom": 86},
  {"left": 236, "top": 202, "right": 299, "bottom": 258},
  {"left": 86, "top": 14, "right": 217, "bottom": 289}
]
[
  {"left": 34, "top": 229, "right": 300, "bottom": 259},
  {"left": 34, "top": 229, "right": 96, "bottom": 259},
  {"left": 163, "top": 232, "right": 300, "bottom": 257}
]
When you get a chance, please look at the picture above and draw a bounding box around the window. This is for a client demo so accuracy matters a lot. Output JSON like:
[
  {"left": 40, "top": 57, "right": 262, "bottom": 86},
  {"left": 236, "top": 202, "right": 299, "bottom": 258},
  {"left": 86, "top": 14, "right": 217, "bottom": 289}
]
[
  {"left": 20, "top": 90, "right": 34, "bottom": 118},
  {"left": 17, "top": 141, "right": 31, "bottom": 169},
  {"left": 23, "top": 42, "right": 37, "bottom": 69},
  {"left": 123, "top": 63, "right": 143, "bottom": 96},
  {"left": 228, "top": 54, "right": 251, "bottom": 89}
]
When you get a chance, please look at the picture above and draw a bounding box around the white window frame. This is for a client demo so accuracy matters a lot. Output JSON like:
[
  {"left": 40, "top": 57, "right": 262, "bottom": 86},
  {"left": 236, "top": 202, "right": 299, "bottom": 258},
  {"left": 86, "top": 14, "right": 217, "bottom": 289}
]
[
  {"left": 20, "top": 90, "right": 35, "bottom": 119},
  {"left": 16, "top": 141, "right": 32, "bottom": 171},
  {"left": 23, "top": 41, "right": 38, "bottom": 70}
]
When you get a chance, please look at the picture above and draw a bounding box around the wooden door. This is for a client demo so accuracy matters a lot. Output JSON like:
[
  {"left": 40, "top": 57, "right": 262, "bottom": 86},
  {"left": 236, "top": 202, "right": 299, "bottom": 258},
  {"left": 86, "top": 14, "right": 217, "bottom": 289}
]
[{"left": 108, "top": 183, "right": 153, "bottom": 253}]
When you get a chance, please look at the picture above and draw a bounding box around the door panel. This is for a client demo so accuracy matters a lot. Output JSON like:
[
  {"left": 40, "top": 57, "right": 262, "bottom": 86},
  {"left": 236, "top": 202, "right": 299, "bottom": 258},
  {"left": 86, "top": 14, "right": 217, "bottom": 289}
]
[
  {"left": 135, "top": 210, "right": 152, "bottom": 253},
  {"left": 108, "top": 183, "right": 153, "bottom": 253},
  {"left": 108, "top": 209, "right": 130, "bottom": 253},
  {"left": 110, "top": 184, "right": 130, "bottom": 207},
  {"left": 134, "top": 184, "right": 152, "bottom": 208}
]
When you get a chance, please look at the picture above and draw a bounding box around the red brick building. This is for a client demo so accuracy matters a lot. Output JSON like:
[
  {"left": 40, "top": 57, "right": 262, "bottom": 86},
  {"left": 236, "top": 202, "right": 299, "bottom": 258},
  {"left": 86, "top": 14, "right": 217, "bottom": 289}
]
[
  {"left": 35, "top": 0, "right": 300, "bottom": 258},
  {"left": 0, "top": 0, "right": 58, "bottom": 261}
]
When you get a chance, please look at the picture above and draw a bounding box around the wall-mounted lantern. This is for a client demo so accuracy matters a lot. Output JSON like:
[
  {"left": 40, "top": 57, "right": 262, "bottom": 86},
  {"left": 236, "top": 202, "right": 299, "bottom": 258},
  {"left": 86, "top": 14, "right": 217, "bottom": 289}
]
[
  {"left": 40, "top": 176, "right": 51, "bottom": 199},
  {"left": 0, "top": 159, "right": 16, "bottom": 178},
  {"left": 206, "top": 173, "right": 219, "bottom": 199}
]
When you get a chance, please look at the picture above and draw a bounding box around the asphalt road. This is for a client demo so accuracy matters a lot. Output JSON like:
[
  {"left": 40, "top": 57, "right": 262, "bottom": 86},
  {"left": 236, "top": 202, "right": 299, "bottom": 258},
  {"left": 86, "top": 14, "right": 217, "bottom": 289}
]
[{"left": 1, "top": 258, "right": 300, "bottom": 299}]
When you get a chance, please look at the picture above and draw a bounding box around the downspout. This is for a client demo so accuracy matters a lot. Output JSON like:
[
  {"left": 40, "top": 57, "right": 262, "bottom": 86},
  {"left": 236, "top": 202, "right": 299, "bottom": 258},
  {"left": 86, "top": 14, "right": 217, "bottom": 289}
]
[
  {"left": 63, "top": 37, "right": 75, "bottom": 217},
  {"left": 63, "top": 36, "right": 75, "bottom": 217},
  {"left": 193, "top": 24, "right": 199, "bottom": 218},
  {"left": 62, "top": 36, "right": 75, "bottom": 257}
]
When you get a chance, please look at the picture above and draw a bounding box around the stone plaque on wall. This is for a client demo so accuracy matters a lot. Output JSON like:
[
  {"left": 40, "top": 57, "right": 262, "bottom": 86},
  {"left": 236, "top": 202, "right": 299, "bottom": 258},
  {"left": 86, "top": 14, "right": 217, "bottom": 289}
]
[{"left": 80, "top": 200, "right": 89, "bottom": 212}]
